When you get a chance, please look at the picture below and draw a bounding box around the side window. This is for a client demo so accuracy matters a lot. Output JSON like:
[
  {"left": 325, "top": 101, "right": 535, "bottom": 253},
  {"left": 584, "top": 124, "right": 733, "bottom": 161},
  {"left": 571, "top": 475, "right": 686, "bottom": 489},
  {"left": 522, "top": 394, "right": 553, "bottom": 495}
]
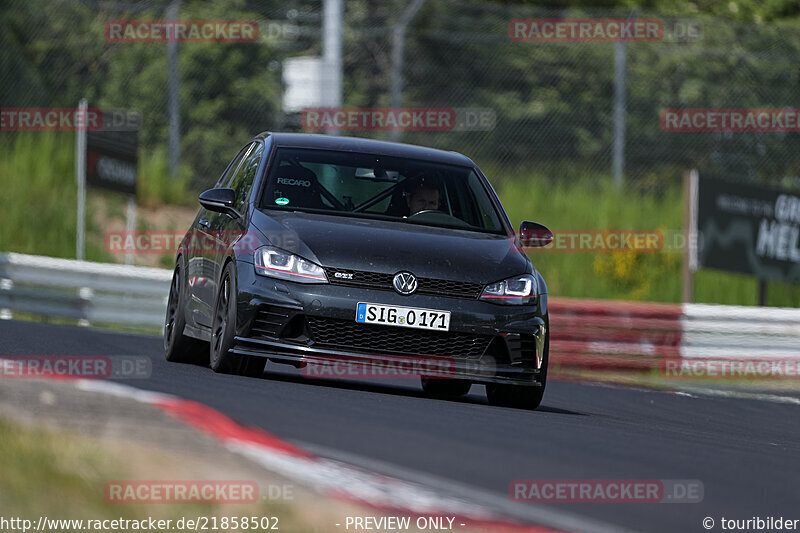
[
  {"left": 215, "top": 144, "right": 251, "bottom": 188},
  {"left": 229, "top": 142, "right": 264, "bottom": 212}
]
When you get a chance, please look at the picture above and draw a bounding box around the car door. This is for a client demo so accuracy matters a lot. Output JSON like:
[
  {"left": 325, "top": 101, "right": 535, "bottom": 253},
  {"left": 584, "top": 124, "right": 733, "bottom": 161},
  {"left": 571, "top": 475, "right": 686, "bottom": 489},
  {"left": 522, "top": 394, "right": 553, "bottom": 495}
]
[{"left": 187, "top": 144, "right": 250, "bottom": 328}]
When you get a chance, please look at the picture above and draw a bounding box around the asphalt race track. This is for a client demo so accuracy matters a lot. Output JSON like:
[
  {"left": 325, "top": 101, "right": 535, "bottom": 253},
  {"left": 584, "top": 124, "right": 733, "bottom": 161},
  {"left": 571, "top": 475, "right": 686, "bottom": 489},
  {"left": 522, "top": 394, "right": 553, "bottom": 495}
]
[{"left": 2, "top": 319, "right": 799, "bottom": 533}]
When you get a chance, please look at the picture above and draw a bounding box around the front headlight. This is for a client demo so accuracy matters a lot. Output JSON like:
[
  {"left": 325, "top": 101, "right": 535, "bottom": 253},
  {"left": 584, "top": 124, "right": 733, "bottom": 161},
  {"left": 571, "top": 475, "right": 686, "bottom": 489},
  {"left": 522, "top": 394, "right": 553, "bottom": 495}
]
[
  {"left": 254, "top": 246, "right": 327, "bottom": 284},
  {"left": 480, "top": 274, "right": 537, "bottom": 304}
]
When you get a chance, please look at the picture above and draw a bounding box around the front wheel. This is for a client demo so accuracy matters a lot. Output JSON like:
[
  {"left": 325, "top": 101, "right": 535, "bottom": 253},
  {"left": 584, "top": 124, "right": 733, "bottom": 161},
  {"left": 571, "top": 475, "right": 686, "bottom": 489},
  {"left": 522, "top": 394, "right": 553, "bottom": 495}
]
[
  {"left": 486, "top": 321, "right": 549, "bottom": 410},
  {"left": 210, "top": 263, "right": 265, "bottom": 376}
]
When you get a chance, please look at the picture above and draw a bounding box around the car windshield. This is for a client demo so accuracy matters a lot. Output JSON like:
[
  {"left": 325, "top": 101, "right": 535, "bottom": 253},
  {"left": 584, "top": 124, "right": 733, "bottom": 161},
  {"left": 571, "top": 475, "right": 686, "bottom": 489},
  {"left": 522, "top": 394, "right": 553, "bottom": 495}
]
[{"left": 259, "top": 147, "right": 506, "bottom": 234}]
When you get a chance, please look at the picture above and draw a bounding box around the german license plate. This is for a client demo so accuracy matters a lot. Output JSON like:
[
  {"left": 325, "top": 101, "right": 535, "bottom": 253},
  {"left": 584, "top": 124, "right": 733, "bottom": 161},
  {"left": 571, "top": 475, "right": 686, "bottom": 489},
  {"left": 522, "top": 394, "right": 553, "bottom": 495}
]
[{"left": 355, "top": 302, "right": 450, "bottom": 331}]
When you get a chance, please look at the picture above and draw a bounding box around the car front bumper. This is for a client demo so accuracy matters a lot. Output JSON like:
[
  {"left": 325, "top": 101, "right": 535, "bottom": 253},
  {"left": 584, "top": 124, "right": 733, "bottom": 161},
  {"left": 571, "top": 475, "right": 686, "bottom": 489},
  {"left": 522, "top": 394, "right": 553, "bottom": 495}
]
[{"left": 232, "top": 260, "right": 548, "bottom": 386}]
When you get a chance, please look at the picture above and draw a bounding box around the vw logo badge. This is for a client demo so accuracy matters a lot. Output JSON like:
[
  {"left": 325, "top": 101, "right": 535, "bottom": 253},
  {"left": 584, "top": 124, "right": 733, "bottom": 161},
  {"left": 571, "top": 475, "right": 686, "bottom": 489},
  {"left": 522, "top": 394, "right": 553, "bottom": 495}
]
[{"left": 393, "top": 271, "right": 418, "bottom": 295}]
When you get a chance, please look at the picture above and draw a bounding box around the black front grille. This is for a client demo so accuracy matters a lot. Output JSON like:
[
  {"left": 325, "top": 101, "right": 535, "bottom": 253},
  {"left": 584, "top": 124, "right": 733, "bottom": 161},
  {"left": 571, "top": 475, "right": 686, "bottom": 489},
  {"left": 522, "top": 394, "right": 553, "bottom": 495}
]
[
  {"left": 418, "top": 278, "right": 483, "bottom": 299},
  {"left": 307, "top": 316, "right": 492, "bottom": 358},
  {"left": 328, "top": 269, "right": 394, "bottom": 289},
  {"left": 327, "top": 268, "right": 483, "bottom": 299}
]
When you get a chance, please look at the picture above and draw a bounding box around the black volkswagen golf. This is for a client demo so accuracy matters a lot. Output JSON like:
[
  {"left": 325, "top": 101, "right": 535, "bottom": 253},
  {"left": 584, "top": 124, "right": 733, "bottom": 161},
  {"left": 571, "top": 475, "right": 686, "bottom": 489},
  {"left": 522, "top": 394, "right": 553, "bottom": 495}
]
[{"left": 165, "top": 133, "right": 553, "bottom": 409}]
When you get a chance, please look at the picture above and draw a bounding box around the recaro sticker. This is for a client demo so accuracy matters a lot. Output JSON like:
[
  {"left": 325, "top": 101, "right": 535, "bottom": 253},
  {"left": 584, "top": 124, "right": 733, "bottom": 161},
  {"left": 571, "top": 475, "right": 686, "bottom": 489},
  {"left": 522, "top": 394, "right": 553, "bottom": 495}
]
[{"left": 277, "top": 178, "right": 311, "bottom": 187}]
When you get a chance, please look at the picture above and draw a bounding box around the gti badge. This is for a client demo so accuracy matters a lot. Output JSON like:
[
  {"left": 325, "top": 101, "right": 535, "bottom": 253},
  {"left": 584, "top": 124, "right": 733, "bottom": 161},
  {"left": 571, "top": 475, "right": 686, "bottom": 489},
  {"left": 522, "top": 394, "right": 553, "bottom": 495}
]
[{"left": 393, "top": 271, "right": 417, "bottom": 295}]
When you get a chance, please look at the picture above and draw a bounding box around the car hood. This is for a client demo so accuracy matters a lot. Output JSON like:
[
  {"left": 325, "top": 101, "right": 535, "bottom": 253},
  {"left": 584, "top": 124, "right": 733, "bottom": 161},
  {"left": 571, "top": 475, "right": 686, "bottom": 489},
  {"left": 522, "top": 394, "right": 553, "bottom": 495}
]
[{"left": 250, "top": 209, "right": 531, "bottom": 284}]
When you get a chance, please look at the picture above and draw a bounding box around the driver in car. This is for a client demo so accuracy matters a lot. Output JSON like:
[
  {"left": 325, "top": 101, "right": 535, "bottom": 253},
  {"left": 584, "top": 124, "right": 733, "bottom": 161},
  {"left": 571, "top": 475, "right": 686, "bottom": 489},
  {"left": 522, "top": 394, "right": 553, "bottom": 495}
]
[{"left": 405, "top": 177, "right": 441, "bottom": 215}]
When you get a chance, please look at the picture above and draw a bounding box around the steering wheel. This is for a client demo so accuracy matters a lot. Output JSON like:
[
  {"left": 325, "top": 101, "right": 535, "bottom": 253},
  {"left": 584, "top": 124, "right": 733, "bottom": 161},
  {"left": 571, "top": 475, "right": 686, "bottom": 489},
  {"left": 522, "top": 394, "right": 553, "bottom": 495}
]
[
  {"left": 407, "top": 209, "right": 471, "bottom": 228},
  {"left": 408, "top": 209, "right": 442, "bottom": 217}
]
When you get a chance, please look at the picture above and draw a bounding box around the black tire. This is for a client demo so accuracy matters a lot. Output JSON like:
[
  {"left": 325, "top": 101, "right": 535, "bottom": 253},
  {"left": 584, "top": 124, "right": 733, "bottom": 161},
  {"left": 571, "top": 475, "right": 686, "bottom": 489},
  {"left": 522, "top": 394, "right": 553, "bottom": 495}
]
[
  {"left": 421, "top": 377, "right": 472, "bottom": 398},
  {"left": 210, "top": 262, "right": 243, "bottom": 374},
  {"left": 486, "top": 383, "right": 545, "bottom": 409},
  {"left": 486, "top": 322, "right": 549, "bottom": 410},
  {"left": 164, "top": 260, "right": 208, "bottom": 365}
]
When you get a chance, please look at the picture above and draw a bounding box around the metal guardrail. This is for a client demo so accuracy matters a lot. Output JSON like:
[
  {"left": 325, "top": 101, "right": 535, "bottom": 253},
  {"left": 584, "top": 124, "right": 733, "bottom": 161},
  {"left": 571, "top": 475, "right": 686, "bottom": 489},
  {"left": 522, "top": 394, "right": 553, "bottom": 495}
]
[
  {"left": 2, "top": 252, "right": 799, "bottom": 365},
  {"left": 0, "top": 252, "right": 171, "bottom": 328},
  {"left": 550, "top": 297, "right": 800, "bottom": 372},
  {"left": 682, "top": 303, "right": 800, "bottom": 359}
]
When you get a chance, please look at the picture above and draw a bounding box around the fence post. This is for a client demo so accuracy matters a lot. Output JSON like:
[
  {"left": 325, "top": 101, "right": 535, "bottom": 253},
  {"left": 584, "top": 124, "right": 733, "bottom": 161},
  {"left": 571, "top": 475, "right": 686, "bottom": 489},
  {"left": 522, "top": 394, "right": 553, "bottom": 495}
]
[{"left": 682, "top": 169, "right": 698, "bottom": 303}]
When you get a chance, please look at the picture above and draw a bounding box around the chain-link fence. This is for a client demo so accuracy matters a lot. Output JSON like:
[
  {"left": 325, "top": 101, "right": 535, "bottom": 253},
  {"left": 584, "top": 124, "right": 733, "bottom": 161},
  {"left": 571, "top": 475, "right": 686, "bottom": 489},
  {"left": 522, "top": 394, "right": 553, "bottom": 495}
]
[{"left": 2, "top": 0, "right": 800, "bottom": 192}]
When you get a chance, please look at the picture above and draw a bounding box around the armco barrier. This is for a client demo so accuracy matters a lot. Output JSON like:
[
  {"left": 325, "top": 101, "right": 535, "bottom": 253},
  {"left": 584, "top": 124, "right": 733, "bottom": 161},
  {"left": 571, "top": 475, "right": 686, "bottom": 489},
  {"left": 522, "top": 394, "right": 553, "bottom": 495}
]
[
  {"left": 550, "top": 298, "right": 800, "bottom": 373},
  {"left": 2, "top": 252, "right": 799, "bottom": 364},
  {"left": 681, "top": 303, "right": 800, "bottom": 359},
  {"left": 0, "top": 252, "right": 170, "bottom": 328},
  {"left": 549, "top": 298, "right": 683, "bottom": 372}
]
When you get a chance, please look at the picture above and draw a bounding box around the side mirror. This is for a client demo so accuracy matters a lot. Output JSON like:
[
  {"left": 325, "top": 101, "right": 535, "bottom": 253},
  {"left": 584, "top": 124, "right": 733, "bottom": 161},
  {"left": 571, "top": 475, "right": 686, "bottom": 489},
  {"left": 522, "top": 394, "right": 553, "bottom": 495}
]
[
  {"left": 199, "top": 188, "right": 239, "bottom": 218},
  {"left": 519, "top": 221, "right": 553, "bottom": 248}
]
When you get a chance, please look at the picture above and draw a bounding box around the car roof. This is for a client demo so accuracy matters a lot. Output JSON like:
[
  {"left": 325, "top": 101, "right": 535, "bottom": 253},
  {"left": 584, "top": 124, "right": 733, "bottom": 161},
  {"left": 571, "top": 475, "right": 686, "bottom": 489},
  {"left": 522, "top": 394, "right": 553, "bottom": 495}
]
[{"left": 252, "top": 132, "right": 476, "bottom": 167}]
